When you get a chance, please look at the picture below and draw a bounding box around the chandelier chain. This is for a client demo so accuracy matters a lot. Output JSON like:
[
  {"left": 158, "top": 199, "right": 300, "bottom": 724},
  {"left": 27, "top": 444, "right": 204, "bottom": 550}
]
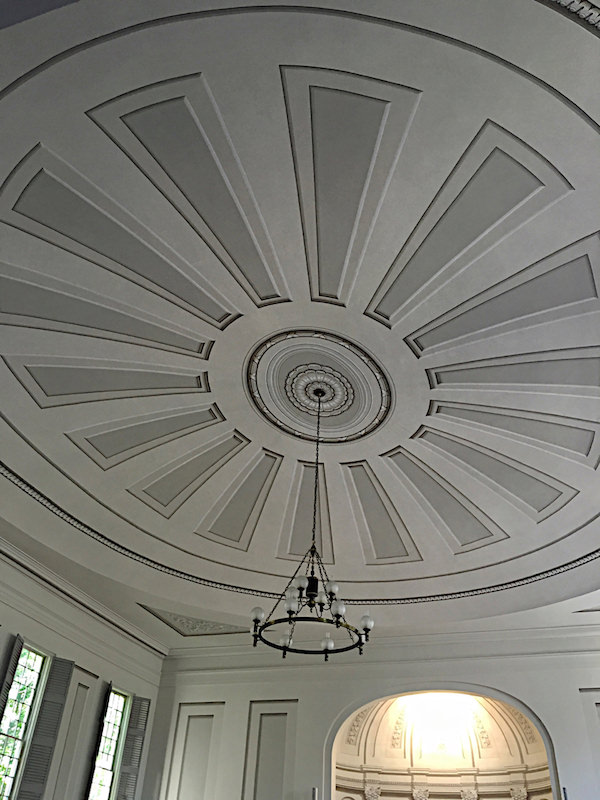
[
  {"left": 311, "top": 393, "right": 322, "bottom": 547},
  {"left": 249, "top": 383, "right": 373, "bottom": 659}
]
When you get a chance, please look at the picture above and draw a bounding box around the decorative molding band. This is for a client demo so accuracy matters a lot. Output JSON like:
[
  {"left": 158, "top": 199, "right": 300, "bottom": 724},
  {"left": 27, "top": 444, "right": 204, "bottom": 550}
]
[
  {"left": 2, "top": 460, "right": 600, "bottom": 604},
  {"left": 141, "top": 605, "right": 247, "bottom": 636},
  {"left": 537, "top": 0, "right": 600, "bottom": 33}
]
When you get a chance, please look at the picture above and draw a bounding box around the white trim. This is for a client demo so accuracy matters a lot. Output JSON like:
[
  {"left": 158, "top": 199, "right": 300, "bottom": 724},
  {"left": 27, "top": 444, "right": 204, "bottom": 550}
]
[
  {"left": 0, "top": 538, "right": 167, "bottom": 658},
  {"left": 0, "top": 548, "right": 164, "bottom": 686}
]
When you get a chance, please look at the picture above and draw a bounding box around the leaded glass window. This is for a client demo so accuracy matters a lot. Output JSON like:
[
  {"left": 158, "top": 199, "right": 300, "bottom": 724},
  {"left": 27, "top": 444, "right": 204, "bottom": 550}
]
[
  {"left": 88, "top": 690, "right": 129, "bottom": 800},
  {"left": 0, "top": 646, "right": 46, "bottom": 800}
]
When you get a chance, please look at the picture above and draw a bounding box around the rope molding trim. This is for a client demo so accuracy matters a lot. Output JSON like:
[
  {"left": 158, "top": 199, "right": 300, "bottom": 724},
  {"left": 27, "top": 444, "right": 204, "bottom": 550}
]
[{"left": 2, "top": 460, "right": 600, "bottom": 604}]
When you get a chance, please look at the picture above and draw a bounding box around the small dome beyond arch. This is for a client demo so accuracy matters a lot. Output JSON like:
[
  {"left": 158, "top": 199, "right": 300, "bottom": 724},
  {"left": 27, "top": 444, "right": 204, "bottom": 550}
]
[{"left": 334, "top": 691, "right": 554, "bottom": 799}]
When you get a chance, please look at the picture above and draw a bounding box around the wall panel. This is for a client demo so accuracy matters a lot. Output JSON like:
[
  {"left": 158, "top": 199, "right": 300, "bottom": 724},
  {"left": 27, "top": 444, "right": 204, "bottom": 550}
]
[
  {"left": 164, "top": 702, "right": 224, "bottom": 800},
  {"left": 242, "top": 700, "right": 298, "bottom": 800}
]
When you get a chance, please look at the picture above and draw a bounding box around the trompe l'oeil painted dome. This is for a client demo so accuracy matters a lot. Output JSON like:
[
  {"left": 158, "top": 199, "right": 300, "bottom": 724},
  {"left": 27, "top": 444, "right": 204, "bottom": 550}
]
[{"left": 335, "top": 693, "right": 553, "bottom": 799}]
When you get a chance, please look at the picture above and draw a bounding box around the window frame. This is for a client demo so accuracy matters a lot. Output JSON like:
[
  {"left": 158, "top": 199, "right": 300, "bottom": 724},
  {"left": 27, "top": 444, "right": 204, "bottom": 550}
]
[
  {"left": 87, "top": 687, "right": 132, "bottom": 800},
  {"left": 0, "top": 641, "right": 50, "bottom": 800}
]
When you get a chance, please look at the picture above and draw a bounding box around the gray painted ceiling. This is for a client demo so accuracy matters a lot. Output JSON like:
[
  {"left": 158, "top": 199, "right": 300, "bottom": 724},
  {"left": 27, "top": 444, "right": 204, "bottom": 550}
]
[{"left": 0, "top": 0, "right": 599, "bottom": 634}]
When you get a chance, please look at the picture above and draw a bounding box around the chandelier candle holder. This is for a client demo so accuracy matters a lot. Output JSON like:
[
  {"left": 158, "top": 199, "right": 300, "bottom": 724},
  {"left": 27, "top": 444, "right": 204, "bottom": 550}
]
[{"left": 250, "top": 387, "right": 374, "bottom": 660}]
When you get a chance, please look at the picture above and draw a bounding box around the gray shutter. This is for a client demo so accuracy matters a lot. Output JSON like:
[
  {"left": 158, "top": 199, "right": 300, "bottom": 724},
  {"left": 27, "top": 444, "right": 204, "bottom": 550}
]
[
  {"left": 16, "top": 657, "right": 74, "bottom": 800},
  {"left": 115, "top": 695, "right": 151, "bottom": 800},
  {"left": 83, "top": 681, "right": 112, "bottom": 800},
  {"left": 0, "top": 634, "right": 23, "bottom": 720}
]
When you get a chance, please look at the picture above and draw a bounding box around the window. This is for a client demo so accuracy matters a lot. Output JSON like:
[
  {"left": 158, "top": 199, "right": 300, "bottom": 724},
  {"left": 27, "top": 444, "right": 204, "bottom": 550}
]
[
  {"left": 88, "top": 690, "right": 130, "bottom": 800},
  {"left": 0, "top": 645, "right": 46, "bottom": 800}
]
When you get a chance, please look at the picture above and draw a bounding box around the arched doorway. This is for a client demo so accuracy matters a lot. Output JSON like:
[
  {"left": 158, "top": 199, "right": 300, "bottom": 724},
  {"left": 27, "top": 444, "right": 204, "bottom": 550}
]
[{"left": 333, "top": 691, "right": 554, "bottom": 800}]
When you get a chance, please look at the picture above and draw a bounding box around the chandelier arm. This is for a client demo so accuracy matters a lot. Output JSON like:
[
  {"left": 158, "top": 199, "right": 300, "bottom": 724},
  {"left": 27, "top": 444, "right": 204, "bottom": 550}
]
[
  {"left": 263, "top": 547, "right": 313, "bottom": 624},
  {"left": 289, "top": 616, "right": 298, "bottom": 643},
  {"left": 314, "top": 546, "right": 333, "bottom": 613}
]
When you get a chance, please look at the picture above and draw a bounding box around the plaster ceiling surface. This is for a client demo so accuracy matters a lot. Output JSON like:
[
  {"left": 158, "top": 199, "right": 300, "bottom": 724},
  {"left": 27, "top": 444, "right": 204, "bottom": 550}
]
[{"left": 1, "top": 0, "right": 600, "bottom": 631}]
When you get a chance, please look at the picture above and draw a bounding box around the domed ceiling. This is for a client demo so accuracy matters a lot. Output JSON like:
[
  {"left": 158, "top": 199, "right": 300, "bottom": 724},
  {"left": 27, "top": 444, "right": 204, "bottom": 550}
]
[
  {"left": 0, "top": 0, "right": 599, "bottom": 628},
  {"left": 335, "top": 692, "right": 552, "bottom": 798}
]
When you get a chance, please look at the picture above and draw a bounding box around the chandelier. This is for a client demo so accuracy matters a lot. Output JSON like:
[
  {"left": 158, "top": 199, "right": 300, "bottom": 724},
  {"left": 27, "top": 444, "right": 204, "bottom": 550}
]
[{"left": 250, "top": 387, "right": 374, "bottom": 660}]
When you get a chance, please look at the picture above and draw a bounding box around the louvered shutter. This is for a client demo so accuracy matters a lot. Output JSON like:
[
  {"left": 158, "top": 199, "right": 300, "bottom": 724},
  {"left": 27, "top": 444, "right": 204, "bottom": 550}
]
[
  {"left": 0, "top": 634, "right": 23, "bottom": 720},
  {"left": 82, "top": 681, "right": 112, "bottom": 800},
  {"left": 16, "top": 656, "right": 74, "bottom": 800},
  {"left": 115, "top": 695, "right": 151, "bottom": 800}
]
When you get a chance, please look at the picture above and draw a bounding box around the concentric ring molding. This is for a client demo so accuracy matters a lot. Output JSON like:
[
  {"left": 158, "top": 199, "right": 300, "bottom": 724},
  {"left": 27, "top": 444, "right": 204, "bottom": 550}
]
[{"left": 246, "top": 330, "right": 392, "bottom": 442}]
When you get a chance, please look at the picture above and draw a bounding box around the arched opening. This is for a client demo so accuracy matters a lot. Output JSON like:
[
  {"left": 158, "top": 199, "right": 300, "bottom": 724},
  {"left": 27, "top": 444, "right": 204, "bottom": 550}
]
[{"left": 333, "top": 691, "right": 555, "bottom": 800}]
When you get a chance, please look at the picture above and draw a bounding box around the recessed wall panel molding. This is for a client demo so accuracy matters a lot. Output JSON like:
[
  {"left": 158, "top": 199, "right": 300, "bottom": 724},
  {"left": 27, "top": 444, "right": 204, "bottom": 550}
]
[
  {"left": 242, "top": 701, "right": 297, "bottom": 800},
  {"left": 164, "top": 702, "right": 224, "bottom": 800},
  {"left": 428, "top": 400, "right": 599, "bottom": 466},
  {"left": 413, "top": 427, "right": 576, "bottom": 521},
  {"left": 385, "top": 447, "right": 507, "bottom": 553},
  {"left": 197, "top": 448, "right": 283, "bottom": 551},
  {"left": 67, "top": 403, "right": 224, "bottom": 468},
  {"left": 3, "top": 354, "right": 208, "bottom": 407},
  {"left": 277, "top": 460, "right": 333, "bottom": 563},
  {"left": 128, "top": 429, "right": 249, "bottom": 517},
  {"left": 0, "top": 144, "right": 236, "bottom": 327},
  {"left": 0, "top": 261, "right": 214, "bottom": 357},
  {"left": 406, "top": 233, "right": 600, "bottom": 357},
  {"left": 89, "top": 74, "right": 289, "bottom": 307},
  {"left": 343, "top": 460, "right": 422, "bottom": 563},
  {"left": 281, "top": 66, "right": 421, "bottom": 305},
  {"left": 366, "top": 120, "right": 572, "bottom": 327},
  {"left": 428, "top": 347, "right": 600, "bottom": 395},
  {"left": 50, "top": 667, "right": 98, "bottom": 800}
]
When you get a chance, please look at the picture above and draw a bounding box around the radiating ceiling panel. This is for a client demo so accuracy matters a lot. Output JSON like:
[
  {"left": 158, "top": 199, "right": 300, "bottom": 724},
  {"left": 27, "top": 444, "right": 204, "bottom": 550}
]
[
  {"left": 0, "top": 0, "right": 79, "bottom": 29},
  {"left": 278, "top": 461, "right": 333, "bottom": 563},
  {"left": 67, "top": 404, "right": 224, "bottom": 468},
  {"left": 311, "top": 87, "right": 387, "bottom": 298},
  {"left": 4, "top": 355, "right": 208, "bottom": 406},
  {"left": 281, "top": 66, "right": 421, "bottom": 305},
  {"left": 198, "top": 449, "right": 282, "bottom": 550},
  {"left": 129, "top": 430, "right": 249, "bottom": 517},
  {"left": 0, "top": 262, "right": 213, "bottom": 356},
  {"left": 407, "top": 234, "right": 600, "bottom": 356},
  {"left": 428, "top": 401, "right": 598, "bottom": 462},
  {"left": 0, "top": 146, "right": 236, "bottom": 327},
  {"left": 429, "top": 350, "right": 600, "bottom": 392},
  {"left": 344, "top": 461, "right": 421, "bottom": 563},
  {"left": 414, "top": 427, "right": 575, "bottom": 520},
  {"left": 386, "top": 448, "right": 507, "bottom": 552},
  {"left": 89, "top": 75, "right": 289, "bottom": 307},
  {"left": 366, "top": 121, "right": 571, "bottom": 326}
]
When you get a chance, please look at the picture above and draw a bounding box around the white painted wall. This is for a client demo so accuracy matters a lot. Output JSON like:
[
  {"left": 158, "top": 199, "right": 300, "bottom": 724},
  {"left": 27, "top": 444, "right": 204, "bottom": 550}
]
[
  {"left": 142, "top": 633, "right": 600, "bottom": 800},
  {"left": 0, "top": 551, "right": 163, "bottom": 800},
  {"left": 2, "top": 545, "right": 600, "bottom": 800}
]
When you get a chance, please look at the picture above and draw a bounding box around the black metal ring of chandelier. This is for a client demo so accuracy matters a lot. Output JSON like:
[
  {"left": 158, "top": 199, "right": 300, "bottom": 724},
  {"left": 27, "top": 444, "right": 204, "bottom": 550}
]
[{"left": 257, "top": 616, "right": 363, "bottom": 657}]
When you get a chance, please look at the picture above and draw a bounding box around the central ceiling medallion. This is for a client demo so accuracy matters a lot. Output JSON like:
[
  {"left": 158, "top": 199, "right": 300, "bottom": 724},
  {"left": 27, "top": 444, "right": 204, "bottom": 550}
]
[
  {"left": 246, "top": 330, "right": 392, "bottom": 442},
  {"left": 285, "top": 364, "right": 354, "bottom": 416}
]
